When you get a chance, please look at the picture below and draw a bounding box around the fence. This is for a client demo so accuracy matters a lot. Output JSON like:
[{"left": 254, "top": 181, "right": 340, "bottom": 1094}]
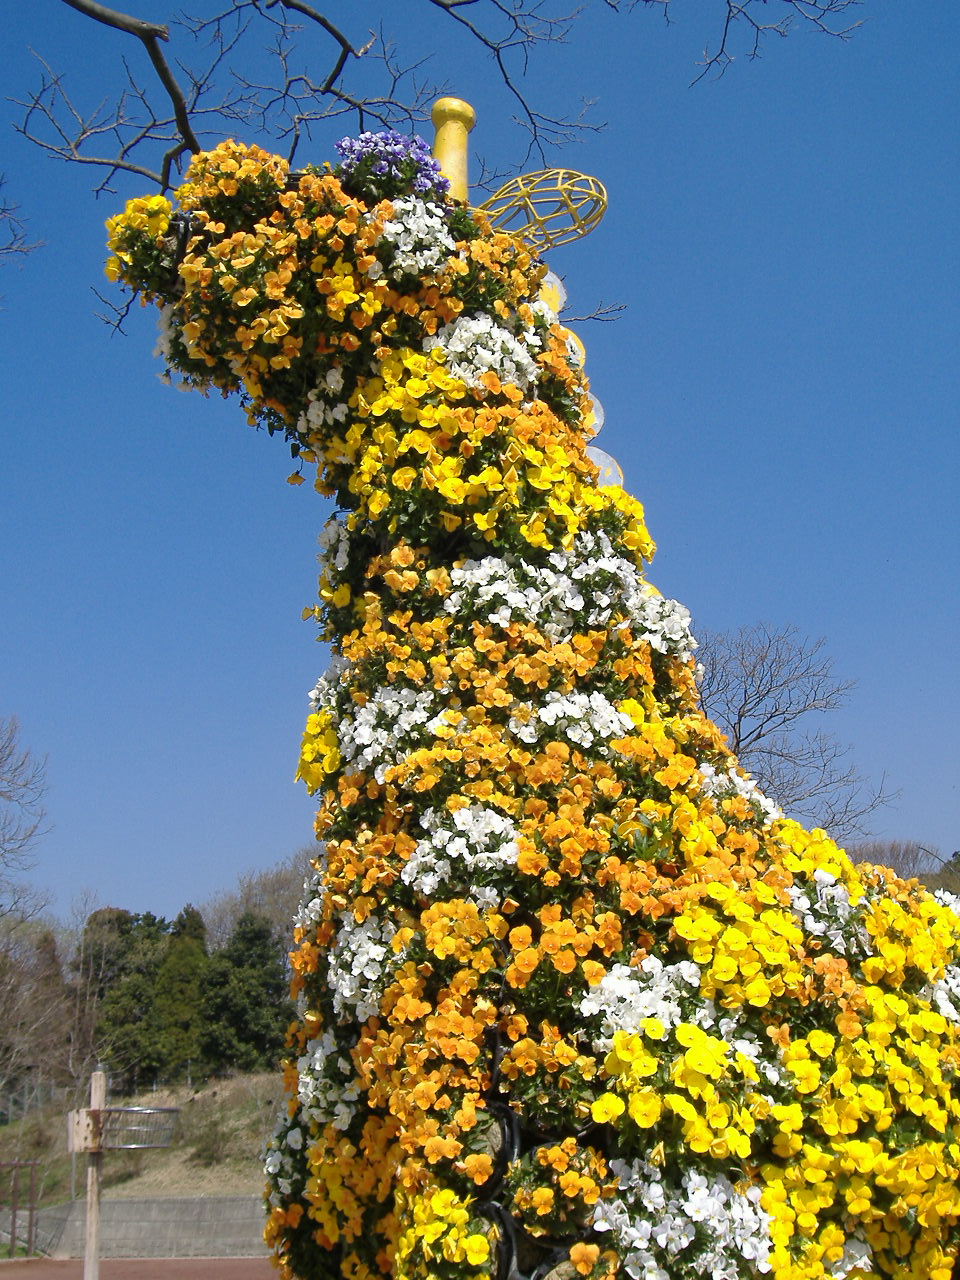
[
  {"left": 0, "top": 1160, "right": 39, "bottom": 1257},
  {"left": 0, "top": 1080, "right": 71, "bottom": 1126}
]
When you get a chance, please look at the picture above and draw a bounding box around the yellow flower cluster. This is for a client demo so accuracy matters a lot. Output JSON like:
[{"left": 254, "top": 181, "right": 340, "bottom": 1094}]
[
  {"left": 105, "top": 194, "right": 172, "bottom": 283},
  {"left": 601, "top": 1023, "right": 762, "bottom": 1160},
  {"left": 295, "top": 710, "right": 341, "bottom": 793},
  {"left": 395, "top": 1186, "right": 491, "bottom": 1279},
  {"left": 107, "top": 137, "right": 960, "bottom": 1280}
]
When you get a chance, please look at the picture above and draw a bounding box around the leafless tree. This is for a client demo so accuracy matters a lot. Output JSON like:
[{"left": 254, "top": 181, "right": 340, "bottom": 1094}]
[
  {"left": 847, "top": 840, "right": 942, "bottom": 882},
  {"left": 201, "top": 844, "right": 319, "bottom": 950},
  {"left": 697, "top": 623, "right": 889, "bottom": 842},
  {"left": 0, "top": 716, "right": 48, "bottom": 918},
  {"left": 12, "top": 0, "right": 862, "bottom": 200},
  {"left": 0, "top": 914, "right": 70, "bottom": 1111}
]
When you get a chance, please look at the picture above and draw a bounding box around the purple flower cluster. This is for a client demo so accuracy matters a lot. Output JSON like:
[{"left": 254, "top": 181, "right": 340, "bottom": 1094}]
[{"left": 333, "top": 130, "right": 450, "bottom": 202}]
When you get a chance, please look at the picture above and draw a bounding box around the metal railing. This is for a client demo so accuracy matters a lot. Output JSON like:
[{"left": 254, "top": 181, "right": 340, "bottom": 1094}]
[{"left": 0, "top": 1160, "right": 39, "bottom": 1257}]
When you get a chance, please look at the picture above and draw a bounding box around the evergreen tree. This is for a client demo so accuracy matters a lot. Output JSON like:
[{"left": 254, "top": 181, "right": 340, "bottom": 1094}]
[
  {"left": 93, "top": 910, "right": 171, "bottom": 1091},
  {"left": 201, "top": 911, "right": 291, "bottom": 1075},
  {"left": 151, "top": 905, "right": 209, "bottom": 1082}
]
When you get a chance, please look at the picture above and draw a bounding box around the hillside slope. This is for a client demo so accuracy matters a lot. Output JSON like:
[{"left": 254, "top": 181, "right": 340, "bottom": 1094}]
[{"left": 0, "top": 1073, "right": 278, "bottom": 1206}]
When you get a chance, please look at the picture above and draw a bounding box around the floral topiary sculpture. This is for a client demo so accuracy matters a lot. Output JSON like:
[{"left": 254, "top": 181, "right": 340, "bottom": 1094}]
[{"left": 106, "top": 129, "right": 960, "bottom": 1280}]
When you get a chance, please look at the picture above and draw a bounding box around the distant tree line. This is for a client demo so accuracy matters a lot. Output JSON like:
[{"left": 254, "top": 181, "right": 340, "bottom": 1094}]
[
  {"left": 79, "top": 903, "right": 293, "bottom": 1093},
  {"left": 0, "top": 843, "right": 318, "bottom": 1114}
]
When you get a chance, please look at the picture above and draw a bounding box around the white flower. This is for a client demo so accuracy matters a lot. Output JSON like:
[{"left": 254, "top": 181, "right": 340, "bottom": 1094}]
[
  {"left": 153, "top": 302, "right": 179, "bottom": 362},
  {"left": 296, "top": 1028, "right": 362, "bottom": 1131},
  {"left": 319, "top": 516, "right": 351, "bottom": 573},
  {"left": 788, "top": 870, "right": 870, "bottom": 959},
  {"left": 579, "top": 956, "right": 701, "bottom": 1050},
  {"left": 326, "top": 909, "right": 400, "bottom": 1021},
  {"left": 833, "top": 1234, "right": 872, "bottom": 1278},
  {"left": 402, "top": 804, "right": 519, "bottom": 901},
  {"left": 595, "top": 1161, "right": 772, "bottom": 1280},
  {"left": 697, "top": 762, "right": 783, "bottom": 824},
  {"left": 333, "top": 684, "right": 441, "bottom": 782},
  {"left": 509, "top": 689, "right": 635, "bottom": 752},
  {"left": 443, "top": 532, "right": 695, "bottom": 655},
  {"left": 378, "top": 197, "right": 455, "bottom": 278},
  {"left": 427, "top": 312, "right": 540, "bottom": 392},
  {"left": 930, "top": 963, "right": 960, "bottom": 1022}
]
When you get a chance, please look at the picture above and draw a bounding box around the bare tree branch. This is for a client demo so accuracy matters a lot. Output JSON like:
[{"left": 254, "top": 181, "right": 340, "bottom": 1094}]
[
  {"left": 848, "top": 840, "right": 941, "bottom": 882},
  {"left": 689, "top": 0, "right": 862, "bottom": 84},
  {"left": 0, "top": 177, "right": 42, "bottom": 260},
  {"left": 0, "top": 717, "right": 48, "bottom": 918},
  {"left": 14, "top": 48, "right": 236, "bottom": 192},
  {"left": 0, "top": 914, "right": 69, "bottom": 1102},
  {"left": 11, "top": 2, "right": 866, "bottom": 211},
  {"left": 59, "top": 0, "right": 201, "bottom": 152},
  {"left": 92, "top": 285, "right": 137, "bottom": 332},
  {"left": 697, "top": 623, "right": 891, "bottom": 842},
  {"left": 567, "top": 299, "right": 627, "bottom": 323}
]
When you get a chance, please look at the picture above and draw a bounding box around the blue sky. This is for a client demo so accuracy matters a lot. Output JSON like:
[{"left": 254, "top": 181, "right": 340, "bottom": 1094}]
[{"left": 3, "top": 2, "right": 958, "bottom": 919}]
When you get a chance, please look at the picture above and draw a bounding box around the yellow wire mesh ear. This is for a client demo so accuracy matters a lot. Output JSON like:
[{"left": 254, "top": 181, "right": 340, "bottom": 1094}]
[{"left": 480, "top": 169, "right": 608, "bottom": 251}]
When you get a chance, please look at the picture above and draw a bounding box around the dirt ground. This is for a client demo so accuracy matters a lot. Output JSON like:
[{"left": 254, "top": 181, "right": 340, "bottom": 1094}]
[{"left": 0, "top": 1261, "right": 274, "bottom": 1278}]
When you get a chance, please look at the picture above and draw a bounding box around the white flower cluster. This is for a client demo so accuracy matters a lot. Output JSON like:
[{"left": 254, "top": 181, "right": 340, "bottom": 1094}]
[
  {"left": 263, "top": 1100, "right": 320, "bottom": 1205},
  {"left": 630, "top": 589, "right": 696, "bottom": 659},
  {"left": 326, "top": 909, "right": 400, "bottom": 1022},
  {"left": 377, "top": 197, "right": 455, "bottom": 278},
  {"left": 332, "top": 684, "right": 441, "bottom": 783},
  {"left": 295, "top": 365, "right": 350, "bottom": 437},
  {"left": 935, "top": 888, "right": 960, "bottom": 920},
  {"left": 154, "top": 302, "right": 179, "bottom": 363},
  {"left": 307, "top": 665, "right": 344, "bottom": 717},
  {"left": 929, "top": 964, "right": 960, "bottom": 1023},
  {"left": 444, "top": 532, "right": 695, "bottom": 657},
  {"left": 788, "top": 869, "right": 870, "bottom": 959},
  {"left": 293, "top": 857, "right": 328, "bottom": 935},
  {"left": 530, "top": 297, "right": 558, "bottom": 328},
  {"left": 834, "top": 1234, "right": 873, "bottom": 1278},
  {"left": 296, "top": 1027, "right": 361, "bottom": 1131},
  {"left": 318, "top": 513, "right": 351, "bottom": 573},
  {"left": 930, "top": 892, "right": 960, "bottom": 1021},
  {"left": 264, "top": 1116, "right": 301, "bottom": 1203},
  {"left": 697, "top": 762, "right": 783, "bottom": 824},
  {"left": 509, "top": 689, "right": 635, "bottom": 752},
  {"left": 401, "top": 803, "right": 520, "bottom": 905},
  {"left": 579, "top": 956, "right": 702, "bottom": 1051},
  {"left": 428, "top": 313, "right": 541, "bottom": 392},
  {"left": 593, "top": 1160, "right": 773, "bottom": 1280}
]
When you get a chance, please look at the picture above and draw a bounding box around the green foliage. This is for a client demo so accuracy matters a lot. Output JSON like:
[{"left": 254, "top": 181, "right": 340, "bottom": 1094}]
[
  {"left": 93, "top": 910, "right": 173, "bottom": 1089},
  {"left": 201, "top": 912, "right": 292, "bottom": 1075},
  {"left": 77, "top": 900, "right": 293, "bottom": 1086},
  {"left": 151, "top": 907, "right": 209, "bottom": 1082}
]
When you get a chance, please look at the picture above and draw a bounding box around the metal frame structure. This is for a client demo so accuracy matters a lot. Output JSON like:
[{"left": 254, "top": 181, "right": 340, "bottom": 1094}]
[{"left": 0, "top": 1160, "right": 39, "bottom": 1258}]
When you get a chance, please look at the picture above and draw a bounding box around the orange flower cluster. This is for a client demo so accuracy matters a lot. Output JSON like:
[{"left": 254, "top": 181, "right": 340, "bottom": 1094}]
[{"left": 108, "top": 136, "right": 960, "bottom": 1280}]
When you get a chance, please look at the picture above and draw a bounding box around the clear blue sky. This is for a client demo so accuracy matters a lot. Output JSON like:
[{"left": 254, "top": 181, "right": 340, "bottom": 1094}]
[{"left": 3, "top": 2, "right": 958, "bottom": 919}]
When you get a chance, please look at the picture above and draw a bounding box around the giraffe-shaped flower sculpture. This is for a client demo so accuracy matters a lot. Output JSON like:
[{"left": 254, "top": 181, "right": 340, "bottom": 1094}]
[{"left": 106, "top": 126, "right": 960, "bottom": 1280}]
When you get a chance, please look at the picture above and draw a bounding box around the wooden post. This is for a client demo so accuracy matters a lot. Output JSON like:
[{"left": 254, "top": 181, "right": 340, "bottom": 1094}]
[
  {"left": 8, "top": 1165, "right": 18, "bottom": 1259},
  {"left": 83, "top": 1071, "right": 106, "bottom": 1280},
  {"left": 27, "top": 1162, "right": 37, "bottom": 1257}
]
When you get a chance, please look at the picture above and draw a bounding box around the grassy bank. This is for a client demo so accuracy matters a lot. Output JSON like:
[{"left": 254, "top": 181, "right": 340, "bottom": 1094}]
[{"left": 0, "top": 1074, "right": 281, "bottom": 1207}]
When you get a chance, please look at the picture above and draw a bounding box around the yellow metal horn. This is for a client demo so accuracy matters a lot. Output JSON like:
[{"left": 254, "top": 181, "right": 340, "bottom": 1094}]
[
  {"left": 431, "top": 97, "right": 477, "bottom": 203},
  {"left": 481, "top": 169, "right": 607, "bottom": 252}
]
